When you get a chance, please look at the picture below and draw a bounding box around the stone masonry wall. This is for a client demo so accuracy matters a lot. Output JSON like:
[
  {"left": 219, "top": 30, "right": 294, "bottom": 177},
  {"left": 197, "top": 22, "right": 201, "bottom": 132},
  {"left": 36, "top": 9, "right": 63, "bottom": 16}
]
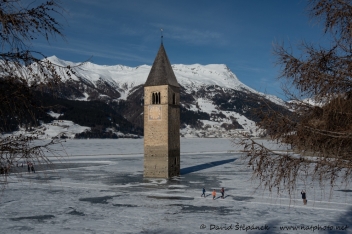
[
  {"left": 144, "top": 85, "right": 169, "bottom": 178},
  {"left": 143, "top": 85, "right": 180, "bottom": 178}
]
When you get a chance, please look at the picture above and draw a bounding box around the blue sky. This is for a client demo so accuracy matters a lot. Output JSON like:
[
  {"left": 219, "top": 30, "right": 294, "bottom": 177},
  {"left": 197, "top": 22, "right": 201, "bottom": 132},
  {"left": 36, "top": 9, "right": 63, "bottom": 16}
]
[{"left": 33, "top": 0, "right": 328, "bottom": 100}]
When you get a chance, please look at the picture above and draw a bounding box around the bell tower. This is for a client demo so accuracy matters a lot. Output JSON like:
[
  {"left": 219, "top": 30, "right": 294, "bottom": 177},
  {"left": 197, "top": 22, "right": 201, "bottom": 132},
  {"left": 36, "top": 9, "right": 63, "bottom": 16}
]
[{"left": 143, "top": 43, "right": 180, "bottom": 178}]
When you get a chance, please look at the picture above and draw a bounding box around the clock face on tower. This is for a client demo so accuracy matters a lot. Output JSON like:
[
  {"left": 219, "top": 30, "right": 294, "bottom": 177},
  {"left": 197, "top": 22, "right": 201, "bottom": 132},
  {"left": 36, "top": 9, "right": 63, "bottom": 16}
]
[{"left": 148, "top": 105, "right": 162, "bottom": 120}]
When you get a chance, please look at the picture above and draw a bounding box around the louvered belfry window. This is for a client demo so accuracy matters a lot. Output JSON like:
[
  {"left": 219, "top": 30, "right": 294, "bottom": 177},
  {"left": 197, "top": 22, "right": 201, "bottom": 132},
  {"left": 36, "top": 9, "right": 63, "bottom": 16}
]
[{"left": 152, "top": 92, "right": 161, "bottom": 104}]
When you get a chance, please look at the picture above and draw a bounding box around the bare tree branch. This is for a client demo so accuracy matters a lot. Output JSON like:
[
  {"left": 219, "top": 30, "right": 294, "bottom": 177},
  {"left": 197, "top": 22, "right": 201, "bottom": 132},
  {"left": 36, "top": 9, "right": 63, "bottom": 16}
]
[
  {"left": 0, "top": 0, "right": 71, "bottom": 186},
  {"left": 236, "top": 0, "right": 352, "bottom": 196}
]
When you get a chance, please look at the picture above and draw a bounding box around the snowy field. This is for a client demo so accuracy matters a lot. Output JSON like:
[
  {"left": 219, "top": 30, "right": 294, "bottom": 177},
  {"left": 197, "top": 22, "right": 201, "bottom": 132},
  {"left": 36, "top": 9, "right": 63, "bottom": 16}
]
[{"left": 1, "top": 138, "right": 351, "bottom": 234}]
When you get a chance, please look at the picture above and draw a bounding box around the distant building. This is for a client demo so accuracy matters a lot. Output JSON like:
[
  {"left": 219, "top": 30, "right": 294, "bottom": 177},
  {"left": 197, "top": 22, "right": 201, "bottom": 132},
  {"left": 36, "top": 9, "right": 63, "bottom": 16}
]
[{"left": 143, "top": 43, "right": 180, "bottom": 178}]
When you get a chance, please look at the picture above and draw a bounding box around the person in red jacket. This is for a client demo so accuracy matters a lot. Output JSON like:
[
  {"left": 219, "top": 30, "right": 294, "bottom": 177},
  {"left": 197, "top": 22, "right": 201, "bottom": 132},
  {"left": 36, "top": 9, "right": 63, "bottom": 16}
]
[{"left": 212, "top": 189, "right": 216, "bottom": 200}]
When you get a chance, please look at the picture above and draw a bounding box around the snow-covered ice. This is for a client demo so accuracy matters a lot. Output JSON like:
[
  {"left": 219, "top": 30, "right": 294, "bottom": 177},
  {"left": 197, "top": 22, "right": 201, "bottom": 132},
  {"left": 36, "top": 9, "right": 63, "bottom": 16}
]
[{"left": 1, "top": 138, "right": 351, "bottom": 233}]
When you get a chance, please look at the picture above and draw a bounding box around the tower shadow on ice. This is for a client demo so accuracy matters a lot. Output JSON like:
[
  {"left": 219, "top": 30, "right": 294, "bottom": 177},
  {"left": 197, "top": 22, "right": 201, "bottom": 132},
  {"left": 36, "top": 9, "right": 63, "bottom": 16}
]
[{"left": 180, "top": 158, "right": 237, "bottom": 175}]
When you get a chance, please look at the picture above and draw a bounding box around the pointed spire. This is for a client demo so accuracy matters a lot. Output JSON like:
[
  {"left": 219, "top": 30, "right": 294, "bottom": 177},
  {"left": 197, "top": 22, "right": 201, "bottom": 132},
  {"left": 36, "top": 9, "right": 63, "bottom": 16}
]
[
  {"left": 145, "top": 44, "right": 179, "bottom": 87},
  {"left": 161, "top": 28, "right": 163, "bottom": 45}
]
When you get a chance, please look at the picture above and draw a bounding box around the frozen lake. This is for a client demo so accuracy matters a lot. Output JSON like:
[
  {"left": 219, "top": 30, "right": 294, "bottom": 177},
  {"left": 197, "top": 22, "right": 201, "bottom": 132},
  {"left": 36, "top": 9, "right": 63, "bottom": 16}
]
[{"left": 1, "top": 138, "right": 351, "bottom": 233}]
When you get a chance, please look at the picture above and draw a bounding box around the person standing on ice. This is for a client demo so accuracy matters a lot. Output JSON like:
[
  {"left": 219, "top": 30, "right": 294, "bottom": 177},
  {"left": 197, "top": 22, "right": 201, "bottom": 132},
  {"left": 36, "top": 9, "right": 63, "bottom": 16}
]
[
  {"left": 30, "top": 163, "right": 35, "bottom": 173},
  {"left": 201, "top": 187, "right": 206, "bottom": 197},
  {"left": 220, "top": 187, "right": 225, "bottom": 199},
  {"left": 212, "top": 189, "right": 216, "bottom": 200},
  {"left": 301, "top": 190, "right": 307, "bottom": 205}
]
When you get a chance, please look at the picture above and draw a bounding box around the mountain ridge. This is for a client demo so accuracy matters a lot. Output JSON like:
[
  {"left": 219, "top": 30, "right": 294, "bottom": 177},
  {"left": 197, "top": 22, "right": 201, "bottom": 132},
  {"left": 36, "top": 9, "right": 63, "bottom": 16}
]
[
  {"left": 45, "top": 56, "right": 285, "bottom": 107},
  {"left": 5, "top": 56, "right": 290, "bottom": 138}
]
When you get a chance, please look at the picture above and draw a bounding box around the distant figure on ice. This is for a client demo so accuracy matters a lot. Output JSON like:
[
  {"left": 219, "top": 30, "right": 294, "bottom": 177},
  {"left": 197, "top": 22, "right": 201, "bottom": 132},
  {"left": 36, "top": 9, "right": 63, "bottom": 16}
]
[
  {"left": 201, "top": 188, "right": 206, "bottom": 198},
  {"left": 27, "top": 161, "right": 30, "bottom": 173},
  {"left": 30, "top": 163, "right": 35, "bottom": 173},
  {"left": 220, "top": 187, "right": 225, "bottom": 199},
  {"left": 212, "top": 189, "right": 216, "bottom": 200},
  {"left": 301, "top": 190, "right": 307, "bottom": 205}
]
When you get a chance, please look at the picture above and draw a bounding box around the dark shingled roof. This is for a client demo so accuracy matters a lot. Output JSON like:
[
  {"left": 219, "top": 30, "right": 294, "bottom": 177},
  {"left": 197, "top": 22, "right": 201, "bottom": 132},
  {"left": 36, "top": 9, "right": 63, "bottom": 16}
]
[{"left": 145, "top": 44, "right": 180, "bottom": 87}]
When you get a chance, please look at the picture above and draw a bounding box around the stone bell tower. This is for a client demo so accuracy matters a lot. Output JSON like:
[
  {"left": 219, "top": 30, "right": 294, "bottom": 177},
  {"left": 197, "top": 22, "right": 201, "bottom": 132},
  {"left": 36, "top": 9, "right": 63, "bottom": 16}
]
[{"left": 143, "top": 43, "right": 180, "bottom": 178}]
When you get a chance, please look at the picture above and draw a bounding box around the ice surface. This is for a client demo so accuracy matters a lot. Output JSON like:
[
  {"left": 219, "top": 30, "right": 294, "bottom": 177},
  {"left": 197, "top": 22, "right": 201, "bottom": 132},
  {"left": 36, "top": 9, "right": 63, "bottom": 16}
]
[{"left": 1, "top": 138, "right": 351, "bottom": 234}]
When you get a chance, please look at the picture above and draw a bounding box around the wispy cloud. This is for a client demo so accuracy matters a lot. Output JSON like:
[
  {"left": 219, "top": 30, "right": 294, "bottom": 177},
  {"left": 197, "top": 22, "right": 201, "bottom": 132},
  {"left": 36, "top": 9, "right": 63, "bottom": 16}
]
[
  {"left": 33, "top": 41, "right": 152, "bottom": 64},
  {"left": 151, "top": 24, "right": 226, "bottom": 46}
]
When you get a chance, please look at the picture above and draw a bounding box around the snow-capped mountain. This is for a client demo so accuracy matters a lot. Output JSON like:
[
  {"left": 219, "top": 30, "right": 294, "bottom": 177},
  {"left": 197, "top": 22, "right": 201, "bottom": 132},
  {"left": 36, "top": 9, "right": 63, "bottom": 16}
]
[
  {"left": 29, "top": 56, "right": 289, "bottom": 138},
  {"left": 45, "top": 56, "right": 284, "bottom": 106}
]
